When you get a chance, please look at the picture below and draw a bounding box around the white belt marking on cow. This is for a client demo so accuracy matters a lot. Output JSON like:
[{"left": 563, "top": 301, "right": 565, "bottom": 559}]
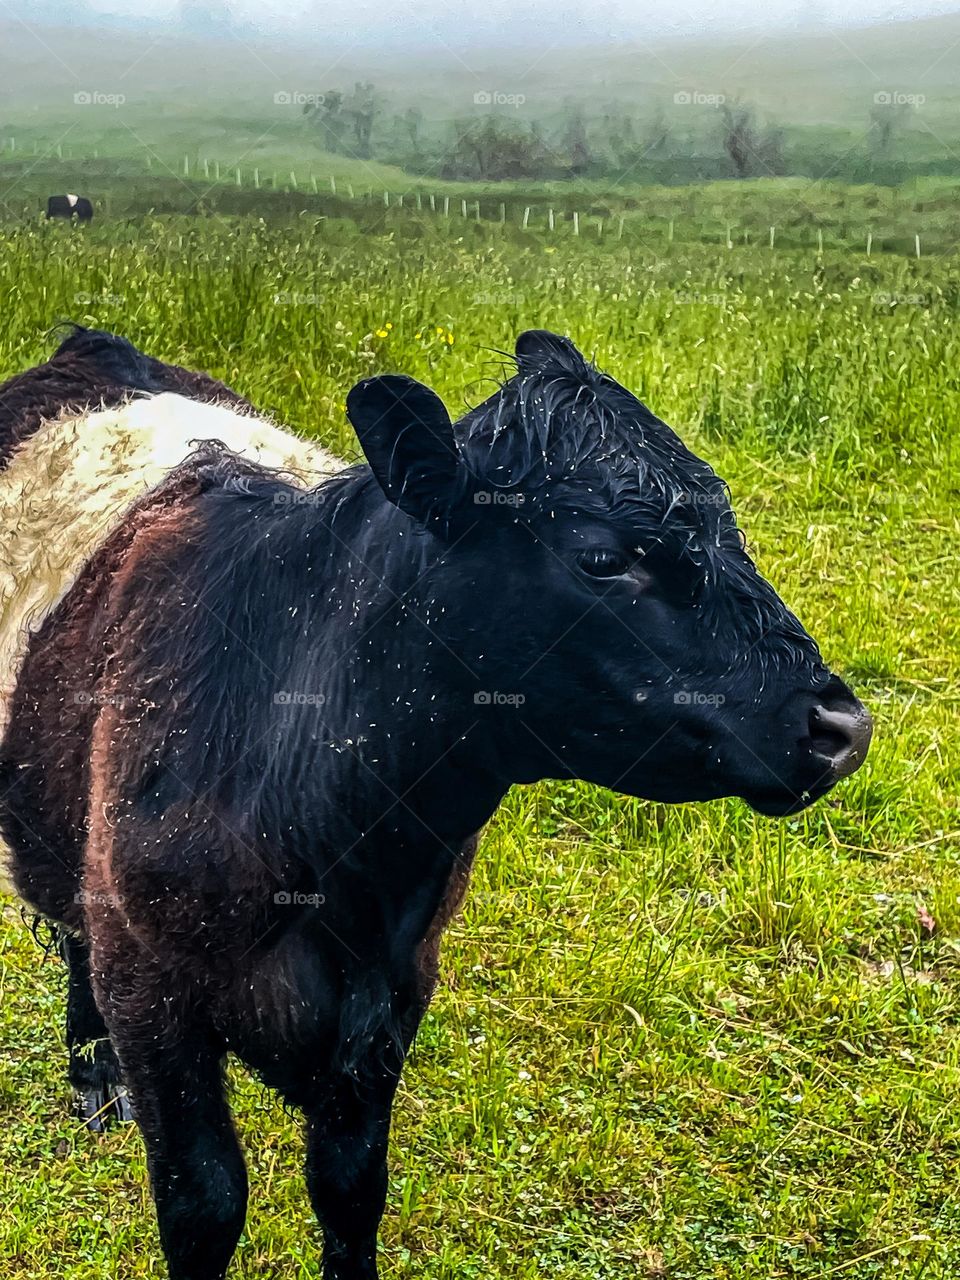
[
  {"left": 66, "top": 194, "right": 79, "bottom": 207},
  {"left": 0, "top": 392, "right": 344, "bottom": 740}
]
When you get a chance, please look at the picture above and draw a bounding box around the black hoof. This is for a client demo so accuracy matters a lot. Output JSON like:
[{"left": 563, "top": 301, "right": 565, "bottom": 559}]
[{"left": 74, "top": 1085, "right": 134, "bottom": 1131}]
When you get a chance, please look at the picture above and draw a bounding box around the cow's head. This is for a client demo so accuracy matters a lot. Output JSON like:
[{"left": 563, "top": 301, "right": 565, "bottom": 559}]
[{"left": 347, "top": 330, "right": 871, "bottom": 816}]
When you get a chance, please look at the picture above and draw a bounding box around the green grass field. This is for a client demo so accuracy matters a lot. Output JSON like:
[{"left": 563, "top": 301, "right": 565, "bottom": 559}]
[
  {"left": 7, "top": 158, "right": 960, "bottom": 258},
  {"left": 0, "top": 212, "right": 958, "bottom": 1278}
]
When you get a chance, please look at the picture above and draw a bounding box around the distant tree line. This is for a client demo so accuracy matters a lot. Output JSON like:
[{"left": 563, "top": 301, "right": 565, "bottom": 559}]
[{"left": 300, "top": 84, "right": 924, "bottom": 184}]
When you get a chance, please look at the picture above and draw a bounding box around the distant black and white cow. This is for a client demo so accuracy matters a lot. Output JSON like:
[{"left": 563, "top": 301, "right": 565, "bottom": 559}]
[
  {"left": 0, "top": 327, "right": 872, "bottom": 1280},
  {"left": 46, "top": 193, "right": 93, "bottom": 222}
]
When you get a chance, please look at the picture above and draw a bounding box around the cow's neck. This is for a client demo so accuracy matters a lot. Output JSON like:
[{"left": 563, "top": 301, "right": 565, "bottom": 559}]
[{"left": 271, "top": 479, "right": 512, "bottom": 873}]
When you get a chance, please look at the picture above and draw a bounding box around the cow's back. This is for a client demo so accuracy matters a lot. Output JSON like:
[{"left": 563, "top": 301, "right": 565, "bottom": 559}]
[
  {"left": 0, "top": 393, "right": 341, "bottom": 741},
  {"left": 0, "top": 334, "right": 344, "bottom": 896}
]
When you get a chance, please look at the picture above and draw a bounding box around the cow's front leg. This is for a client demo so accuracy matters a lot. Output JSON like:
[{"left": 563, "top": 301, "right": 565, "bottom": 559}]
[
  {"left": 303, "top": 1058, "right": 401, "bottom": 1280},
  {"left": 299, "top": 860, "right": 460, "bottom": 1279}
]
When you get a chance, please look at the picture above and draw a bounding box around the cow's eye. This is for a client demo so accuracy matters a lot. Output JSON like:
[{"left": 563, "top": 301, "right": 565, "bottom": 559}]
[{"left": 578, "top": 549, "right": 635, "bottom": 578}]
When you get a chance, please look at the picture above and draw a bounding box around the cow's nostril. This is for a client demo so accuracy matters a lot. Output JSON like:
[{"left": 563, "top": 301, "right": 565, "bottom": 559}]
[{"left": 808, "top": 701, "right": 873, "bottom": 779}]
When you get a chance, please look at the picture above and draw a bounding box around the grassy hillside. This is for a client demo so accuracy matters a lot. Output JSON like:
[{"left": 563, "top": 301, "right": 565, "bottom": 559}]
[
  {"left": 2, "top": 12, "right": 960, "bottom": 186},
  {"left": 3, "top": 160, "right": 960, "bottom": 259}
]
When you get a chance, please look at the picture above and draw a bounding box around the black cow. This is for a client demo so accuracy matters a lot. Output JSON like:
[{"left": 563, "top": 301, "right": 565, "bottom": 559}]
[
  {"left": 0, "top": 329, "right": 872, "bottom": 1280},
  {"left": 46, "top": 193, "right": 93, "bottom": 222}
]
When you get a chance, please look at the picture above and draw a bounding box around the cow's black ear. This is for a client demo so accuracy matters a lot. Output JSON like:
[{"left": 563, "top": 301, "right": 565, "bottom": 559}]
[
  {"left": 515, "top": 329, "right": 589, "bottom": 376},
  {"left": 347, "top": 374, "right": 463, "bottom": 528}
]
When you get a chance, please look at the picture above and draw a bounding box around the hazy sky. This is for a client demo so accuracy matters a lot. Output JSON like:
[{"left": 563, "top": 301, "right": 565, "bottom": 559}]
[{"left": 67, "top": 0, "right": 960, "bottom": 45}]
